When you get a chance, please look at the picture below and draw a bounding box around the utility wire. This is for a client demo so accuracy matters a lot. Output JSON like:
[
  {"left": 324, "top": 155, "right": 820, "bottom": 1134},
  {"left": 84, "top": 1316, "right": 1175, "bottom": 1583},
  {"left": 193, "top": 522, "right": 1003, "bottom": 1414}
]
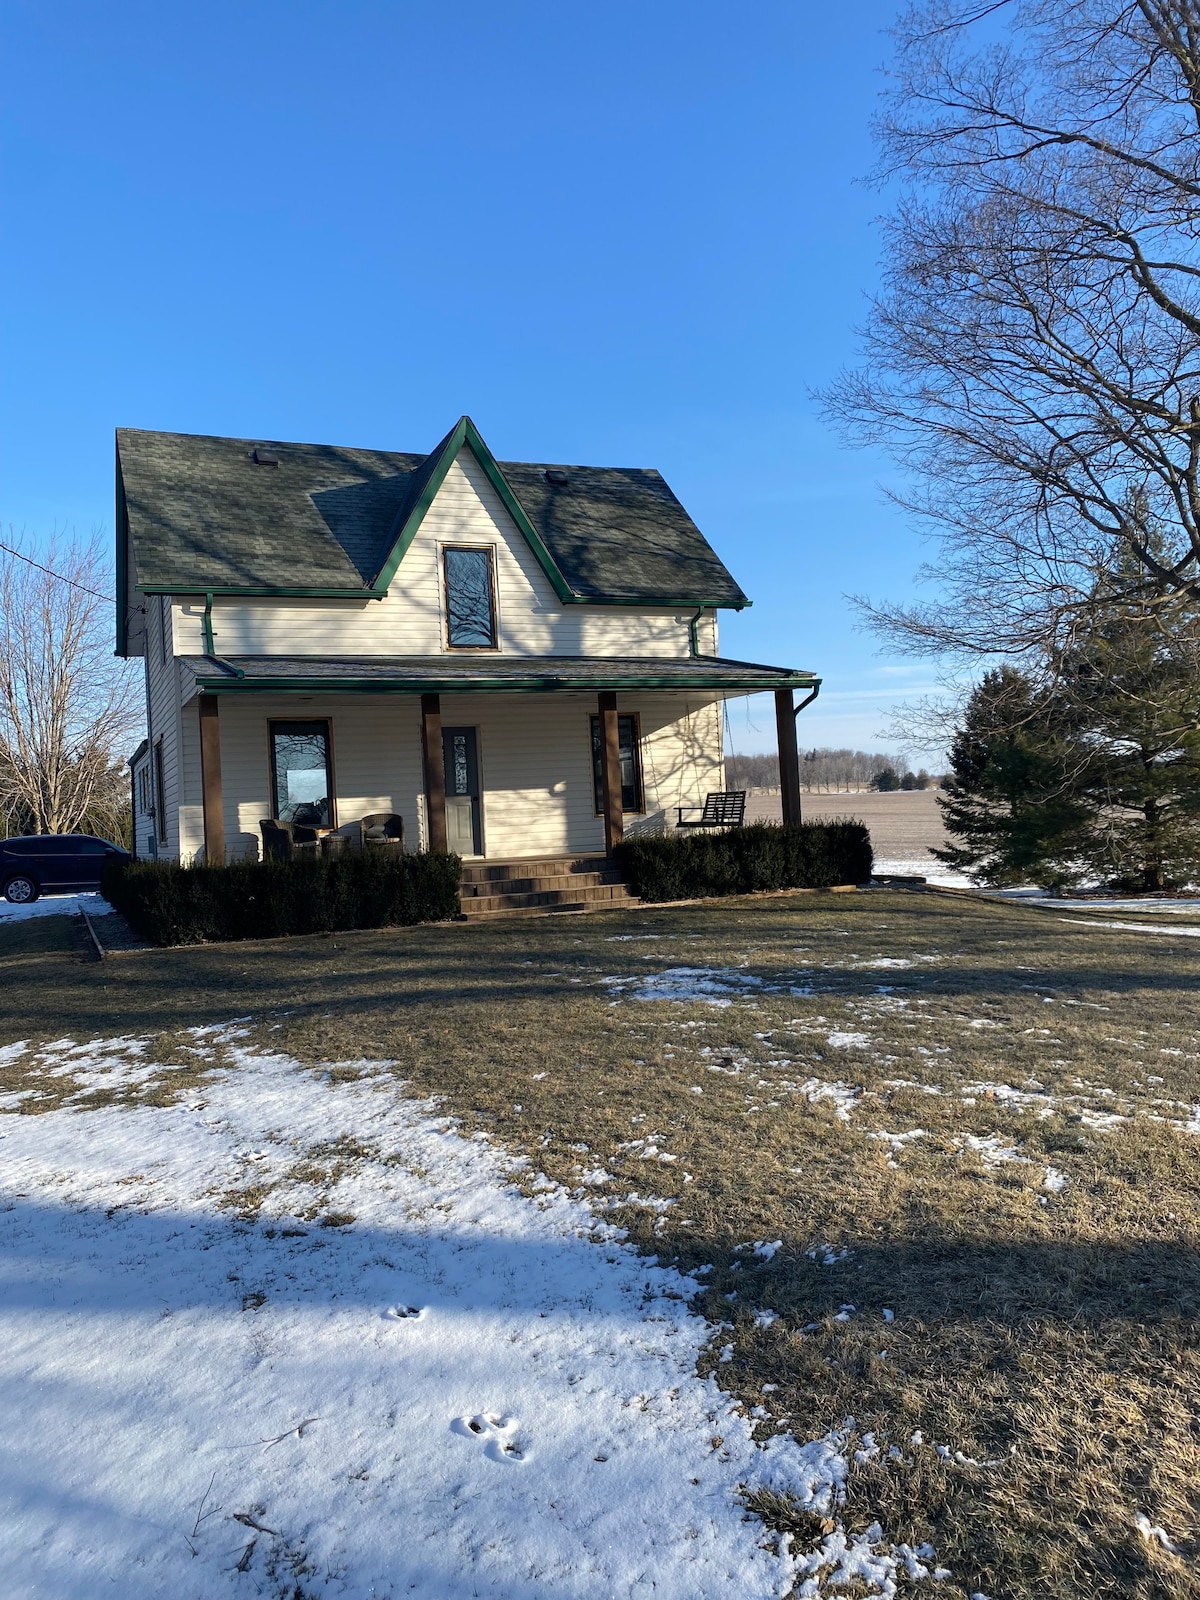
[{"left": 0, "top": 538, "right": 115, "bottom": 603}]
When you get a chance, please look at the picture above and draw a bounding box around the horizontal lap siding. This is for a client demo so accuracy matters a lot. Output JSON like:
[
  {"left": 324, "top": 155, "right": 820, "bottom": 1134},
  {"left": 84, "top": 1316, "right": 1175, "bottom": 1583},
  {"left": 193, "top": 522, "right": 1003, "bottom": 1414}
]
[
  {"left": 452, "top": 693, "right": 603, "bottom": 859},
  {"left": 206, "top": 690, "right": 723, "bottom": 863},
  {"left": 443, "top": 691, "right": 723, "bottom": 858},
  {"left": 633, "top": 695, "right": 724, "bottom": 835},
  {"left": 178, "top": 448, "right": 701, "bottom": 661},
  {"left": 216, "top": 695, "right": 424, "bottom": 861}
]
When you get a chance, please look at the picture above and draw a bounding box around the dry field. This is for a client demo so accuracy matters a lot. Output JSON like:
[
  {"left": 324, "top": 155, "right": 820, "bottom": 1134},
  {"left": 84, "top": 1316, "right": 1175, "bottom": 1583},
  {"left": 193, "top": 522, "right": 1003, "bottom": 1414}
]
[
  {"left": 3, "top": 889, "right": 1200, "bottom": 1597},
  {"left": 748, "top": 789, "right": 950, "bottom": 867}
]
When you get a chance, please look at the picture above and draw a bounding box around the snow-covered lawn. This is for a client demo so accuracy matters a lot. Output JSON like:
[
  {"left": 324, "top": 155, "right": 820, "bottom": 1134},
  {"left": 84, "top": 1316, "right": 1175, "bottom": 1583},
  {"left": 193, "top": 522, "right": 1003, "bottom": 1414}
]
[
  {"left": 0, "top": 1028, "right": 919, "bottom": 1599},
  {"left": 0, "top": 891, "right": 114, "bottom": 922}
]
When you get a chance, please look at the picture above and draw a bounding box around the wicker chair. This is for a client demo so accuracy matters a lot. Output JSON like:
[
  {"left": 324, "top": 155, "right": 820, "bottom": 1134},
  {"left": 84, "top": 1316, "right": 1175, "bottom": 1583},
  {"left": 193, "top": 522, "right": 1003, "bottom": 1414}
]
[
  {"left": 360, "top": 812, "right": 405, "bottom": 850},
  {"left": 259, "top": 818, "right": 321, "bottom": 861}
]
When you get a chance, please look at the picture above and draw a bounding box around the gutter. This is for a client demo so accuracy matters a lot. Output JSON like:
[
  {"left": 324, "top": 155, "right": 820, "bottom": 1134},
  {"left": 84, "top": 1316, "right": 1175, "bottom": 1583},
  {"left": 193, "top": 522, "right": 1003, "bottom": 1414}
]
[{"left": 190, "top": 669, "right": 820, "bottom": 696}]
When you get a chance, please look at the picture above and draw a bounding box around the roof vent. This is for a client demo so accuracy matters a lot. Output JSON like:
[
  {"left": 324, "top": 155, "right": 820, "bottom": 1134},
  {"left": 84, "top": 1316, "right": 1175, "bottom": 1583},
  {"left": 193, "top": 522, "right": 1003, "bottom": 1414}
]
[
  {"left": 251, "top": 447, "right": 279, "bottom": 467},
  {"left": 544, "top": 467, "right": 569, "bottom": 487}
]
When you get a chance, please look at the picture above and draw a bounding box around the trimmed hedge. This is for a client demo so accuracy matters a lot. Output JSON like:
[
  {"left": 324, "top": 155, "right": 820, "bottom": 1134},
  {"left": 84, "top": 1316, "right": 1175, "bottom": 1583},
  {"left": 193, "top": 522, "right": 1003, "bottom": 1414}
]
[
  {"left": 100, "top": 850, "right": 462, "bottom": 947},
  {"left": 614, "top": 821, "right": 872, "bottom": 903}
]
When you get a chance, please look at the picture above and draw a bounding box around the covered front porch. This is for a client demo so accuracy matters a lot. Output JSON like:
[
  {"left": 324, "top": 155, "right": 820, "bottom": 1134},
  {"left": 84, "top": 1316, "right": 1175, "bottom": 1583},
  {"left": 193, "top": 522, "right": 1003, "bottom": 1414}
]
[{"left": 178, "top": 655, "right": 819, "bottom": 866}]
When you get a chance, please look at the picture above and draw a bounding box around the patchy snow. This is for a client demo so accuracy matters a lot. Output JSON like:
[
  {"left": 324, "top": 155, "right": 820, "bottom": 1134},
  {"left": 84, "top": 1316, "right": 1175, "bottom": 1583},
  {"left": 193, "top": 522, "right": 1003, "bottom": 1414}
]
[
  {"left": 795, "top": 1078, "right": 863, "bottom": 1121},
  {"left": 1134, "top": 1512, "right": 1178, "bottom": 1552},
  {"left": 1058, "top": 916, "right": 1200, "bottom": 938},
  {"left": 0, "top": 1030, "right": 953, "bottom": 1599},
  {"left": 867, "top": 1129, "right": 927, "bottom": 1157},
  {"left": 603, "top": 966, "right": 765, "bottom": 1007},
  {"left": 0, "top": 890, "right": 115, "bottom": 922},
  {"left": 825, "top": 1031, "right": 871, "bottom": 1050},
  {"left": 872, "top": 857, "right": 973, "bottom": 889},
  {"left": 962, "top": 1134, "right": 1026, "bottom": 1168},
  {"left": 1043, "top": 1167, "right": 1068, "bottom": 1193}
]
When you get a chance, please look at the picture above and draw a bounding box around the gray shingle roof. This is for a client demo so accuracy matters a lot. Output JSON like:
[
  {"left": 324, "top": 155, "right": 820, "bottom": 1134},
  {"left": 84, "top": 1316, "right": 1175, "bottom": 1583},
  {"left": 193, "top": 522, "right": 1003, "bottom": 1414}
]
[
  {"left": 117, "top": 420, "right": 750, "bottom": 608},
  {"left": 181, "top": 654, "right": 816, "bottom": 694}
]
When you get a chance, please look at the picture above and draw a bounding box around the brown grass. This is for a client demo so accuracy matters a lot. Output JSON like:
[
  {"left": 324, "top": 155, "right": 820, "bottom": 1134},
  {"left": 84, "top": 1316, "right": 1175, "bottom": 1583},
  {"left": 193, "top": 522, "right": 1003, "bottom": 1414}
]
[{"left": 3, "top": 889, "right": 1200, "bottom": 1596}]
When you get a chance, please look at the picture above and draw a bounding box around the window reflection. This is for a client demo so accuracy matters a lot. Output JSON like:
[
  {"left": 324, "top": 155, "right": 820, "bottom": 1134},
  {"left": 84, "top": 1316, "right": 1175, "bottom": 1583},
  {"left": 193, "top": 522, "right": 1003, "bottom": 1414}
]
[
  {"left": 444, "top": 547, "right": 497, "bottom": 648},
  {"left": 270, "top": 722, "right": 333, "bottom": 826}
]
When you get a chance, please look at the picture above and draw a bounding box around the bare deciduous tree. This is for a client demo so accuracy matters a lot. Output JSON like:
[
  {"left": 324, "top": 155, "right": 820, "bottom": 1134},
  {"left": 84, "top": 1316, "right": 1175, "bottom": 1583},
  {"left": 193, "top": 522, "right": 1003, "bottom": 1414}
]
[
  {"left": 825, "top": 0, "right": 1200, "bottom": 660},
  {"left": 0, "top": 533, "right": 141, "bottom": 838}
]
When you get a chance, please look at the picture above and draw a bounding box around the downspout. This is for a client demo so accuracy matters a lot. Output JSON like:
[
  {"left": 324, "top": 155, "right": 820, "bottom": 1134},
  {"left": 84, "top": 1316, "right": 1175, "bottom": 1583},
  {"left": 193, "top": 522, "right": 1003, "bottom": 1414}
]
[
  {"left": 793, "top": 681, "right": 820, "bottom": 718},
  {"left": 688, "top": 606, "right": 705, "bottom": 657},
  {"left": 202, "top": 592, "right": 215, "bottom": 657}
]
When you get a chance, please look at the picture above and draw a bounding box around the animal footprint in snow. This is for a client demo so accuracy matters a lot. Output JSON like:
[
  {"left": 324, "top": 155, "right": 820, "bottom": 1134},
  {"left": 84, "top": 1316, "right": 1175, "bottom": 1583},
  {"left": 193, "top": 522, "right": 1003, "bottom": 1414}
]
[
  {"left": 383, "top": 1304, "right": 426, "bottom": 1321},
  {"left": 452, "top": 1412, "right": 529, "bottom": 1463}
]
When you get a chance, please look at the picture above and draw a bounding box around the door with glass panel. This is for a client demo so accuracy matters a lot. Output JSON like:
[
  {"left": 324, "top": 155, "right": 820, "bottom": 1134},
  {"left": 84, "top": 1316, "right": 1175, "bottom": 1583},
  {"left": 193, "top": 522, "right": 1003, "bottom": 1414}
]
[{"left": 442, "top": 726, "right": 482, "bottom": 856}]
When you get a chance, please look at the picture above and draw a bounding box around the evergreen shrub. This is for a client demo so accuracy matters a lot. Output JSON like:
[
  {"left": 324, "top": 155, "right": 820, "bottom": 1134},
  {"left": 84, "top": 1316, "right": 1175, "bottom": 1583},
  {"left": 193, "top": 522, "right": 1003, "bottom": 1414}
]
[
  {"left": 615, "top": 821, "right": 872, "bottom": 903},
  {"left": 100, "top": 850, "right": 462, "bottom": 947}
]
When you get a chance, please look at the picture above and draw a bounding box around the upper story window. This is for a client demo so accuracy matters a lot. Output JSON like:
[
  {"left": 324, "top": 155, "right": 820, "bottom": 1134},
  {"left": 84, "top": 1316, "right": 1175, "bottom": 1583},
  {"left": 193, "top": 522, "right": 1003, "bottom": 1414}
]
[{"left": 443, "top": 546, "right": 498, "bottom": 649}]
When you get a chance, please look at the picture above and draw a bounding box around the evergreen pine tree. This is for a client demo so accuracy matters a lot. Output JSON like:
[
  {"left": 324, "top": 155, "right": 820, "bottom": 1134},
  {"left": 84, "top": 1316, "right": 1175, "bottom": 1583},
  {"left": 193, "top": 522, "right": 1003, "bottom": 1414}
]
[{"left": 935, "top": 667, "right": 1091, "bottom": 888}]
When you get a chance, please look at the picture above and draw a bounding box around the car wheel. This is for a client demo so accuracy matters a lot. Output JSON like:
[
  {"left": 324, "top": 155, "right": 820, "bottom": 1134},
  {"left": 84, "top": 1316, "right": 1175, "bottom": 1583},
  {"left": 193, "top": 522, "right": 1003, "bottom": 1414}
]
[{"left": 3, "top": 874, "right": 38, "bottom": 905}]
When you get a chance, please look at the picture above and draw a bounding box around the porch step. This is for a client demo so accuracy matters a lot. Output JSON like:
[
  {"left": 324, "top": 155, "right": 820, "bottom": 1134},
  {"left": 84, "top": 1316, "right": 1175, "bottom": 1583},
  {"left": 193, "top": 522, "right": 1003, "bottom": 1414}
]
[
  {"left": 460, "top": 854, "right": 613, "bottom": 886},
  {"left": 458, "top": 854, "right": 636, "bottom": 920}
]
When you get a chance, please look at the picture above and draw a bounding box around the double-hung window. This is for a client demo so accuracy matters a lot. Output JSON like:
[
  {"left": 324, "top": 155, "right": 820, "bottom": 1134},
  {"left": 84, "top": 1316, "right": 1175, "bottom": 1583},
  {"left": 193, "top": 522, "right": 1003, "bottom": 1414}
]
[
  {"left": 590, "top": 714, "right": 644, "bottom": 815},
  {"left": 269, "top": 721, "right": 334, "bottom": 827},
  {"left": 443, "top": 546, "right": 498, "bottom": 649}
]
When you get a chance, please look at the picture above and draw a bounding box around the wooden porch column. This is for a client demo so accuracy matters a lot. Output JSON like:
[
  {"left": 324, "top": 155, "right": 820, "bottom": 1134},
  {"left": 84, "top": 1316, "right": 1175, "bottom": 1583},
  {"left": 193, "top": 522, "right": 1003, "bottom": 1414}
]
[
  {"left": 421, "top": 693, "right": 448, "bottom": 854},
  {"left": 198, "top": 695, "right": 226, "bottom": 865},
  {"left": 598, "top": 690, "right": 623, "bottom": 856},
  {"left": 775, "top": 688, "right": 803, "bottom": 828}
]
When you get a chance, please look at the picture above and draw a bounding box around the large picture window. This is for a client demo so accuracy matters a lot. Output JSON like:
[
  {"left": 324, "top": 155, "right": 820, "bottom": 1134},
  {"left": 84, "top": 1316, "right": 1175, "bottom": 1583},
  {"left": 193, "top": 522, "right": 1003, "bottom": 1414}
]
[
  {"left": 591, "top": 714, "right": 644, "bottom": 815},
  {"left": 270, "top": 721, "right": 334, "bottom": 827},
  {"left": 444, "top": 546, "right": 498, "bottom": 648}
]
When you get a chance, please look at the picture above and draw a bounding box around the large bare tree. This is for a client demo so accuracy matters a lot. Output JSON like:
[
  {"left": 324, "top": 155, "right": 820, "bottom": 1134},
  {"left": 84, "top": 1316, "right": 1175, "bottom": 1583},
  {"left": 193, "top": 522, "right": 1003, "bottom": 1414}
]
[
  {"left": 826, "top": 0, "right": 1200, "bottom": 661},
  {"left": 0, "top": 534, "right": 141, "bottom": 838}
]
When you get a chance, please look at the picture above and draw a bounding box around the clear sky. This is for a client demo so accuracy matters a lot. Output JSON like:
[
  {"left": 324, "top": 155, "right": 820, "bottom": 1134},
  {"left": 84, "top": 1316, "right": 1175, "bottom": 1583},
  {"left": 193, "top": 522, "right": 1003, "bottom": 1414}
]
[{"left": 0, "top": 0, "right": 940, "bottom": 761}]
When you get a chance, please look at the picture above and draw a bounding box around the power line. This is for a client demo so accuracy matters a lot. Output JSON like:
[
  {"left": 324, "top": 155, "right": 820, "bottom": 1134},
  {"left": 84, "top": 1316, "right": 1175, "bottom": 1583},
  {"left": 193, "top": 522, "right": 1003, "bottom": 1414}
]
[{"left": 0, "top": 539, "right": 115, "bottom": 603}]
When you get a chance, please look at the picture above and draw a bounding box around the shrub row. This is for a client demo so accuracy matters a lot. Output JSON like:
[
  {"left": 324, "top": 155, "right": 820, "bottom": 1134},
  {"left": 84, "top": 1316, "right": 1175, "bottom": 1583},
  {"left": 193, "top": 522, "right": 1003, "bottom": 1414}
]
[
  {"left": 100, "top": 850, "right": 462, "bottom": 947},
  {"left": 614, "top": 821, "right": 872, "bottom": 903}
]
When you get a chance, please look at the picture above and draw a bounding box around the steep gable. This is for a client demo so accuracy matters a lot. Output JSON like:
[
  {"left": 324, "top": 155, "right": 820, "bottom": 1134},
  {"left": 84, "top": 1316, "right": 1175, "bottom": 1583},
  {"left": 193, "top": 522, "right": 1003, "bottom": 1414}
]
[{"left": 115, "top": 417, "right": 750, "bottom": 652}]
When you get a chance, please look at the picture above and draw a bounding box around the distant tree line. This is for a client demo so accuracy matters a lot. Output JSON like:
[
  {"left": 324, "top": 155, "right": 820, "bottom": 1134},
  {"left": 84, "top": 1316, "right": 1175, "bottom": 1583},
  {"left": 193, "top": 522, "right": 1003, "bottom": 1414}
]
[{"left": 727, "top": 748, "right": 939, "bottom": 793}]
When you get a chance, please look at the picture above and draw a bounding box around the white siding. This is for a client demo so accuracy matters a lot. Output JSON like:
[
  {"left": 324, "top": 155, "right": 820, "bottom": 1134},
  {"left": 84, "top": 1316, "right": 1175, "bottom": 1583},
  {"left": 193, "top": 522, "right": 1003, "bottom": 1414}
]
[
  {"left": 206, "top": 689, "right": 723, "bottom": 862},
  {"left": 215, "top": 694, "right": 425, "bottom": 862},
  {"left": 175, "top": 447, "right": 717, "bottom": 662}
]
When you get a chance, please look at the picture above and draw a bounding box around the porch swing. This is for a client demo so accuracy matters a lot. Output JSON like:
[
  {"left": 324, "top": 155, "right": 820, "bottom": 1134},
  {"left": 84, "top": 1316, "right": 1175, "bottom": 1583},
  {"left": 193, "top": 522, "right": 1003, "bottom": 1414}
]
[{"left": 675, "top": 699, "right": 747, "bottom": 831}]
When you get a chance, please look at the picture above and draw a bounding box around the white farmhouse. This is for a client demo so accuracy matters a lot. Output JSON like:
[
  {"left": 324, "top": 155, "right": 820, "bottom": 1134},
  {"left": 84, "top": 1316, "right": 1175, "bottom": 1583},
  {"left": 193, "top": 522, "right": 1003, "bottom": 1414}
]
[{"left": 117, "top": 417, "right": 817, "bottom": 911}]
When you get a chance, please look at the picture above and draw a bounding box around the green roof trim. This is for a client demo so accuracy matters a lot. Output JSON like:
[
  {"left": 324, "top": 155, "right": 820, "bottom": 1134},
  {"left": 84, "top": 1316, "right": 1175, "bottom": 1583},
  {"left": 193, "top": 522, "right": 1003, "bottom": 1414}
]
[{"left": 371, "top": 416, "right": 576, "bottom": 602}]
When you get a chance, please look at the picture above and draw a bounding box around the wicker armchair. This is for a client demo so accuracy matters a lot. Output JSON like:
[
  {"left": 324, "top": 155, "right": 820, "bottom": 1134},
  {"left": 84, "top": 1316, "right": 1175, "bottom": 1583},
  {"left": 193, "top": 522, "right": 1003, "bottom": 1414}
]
[
  {"left": 259, "top": 818, "right": 321, "bottom": 861},
  {"left": 360, "top": 812, "right": 405, "bottom": 851}
]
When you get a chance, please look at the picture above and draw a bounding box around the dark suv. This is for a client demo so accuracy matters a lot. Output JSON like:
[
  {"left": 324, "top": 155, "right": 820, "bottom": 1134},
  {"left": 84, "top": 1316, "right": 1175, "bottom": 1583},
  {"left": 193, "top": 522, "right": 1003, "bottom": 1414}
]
[{"left": 0, "top": 835, "right": 130, "bottom": 904}]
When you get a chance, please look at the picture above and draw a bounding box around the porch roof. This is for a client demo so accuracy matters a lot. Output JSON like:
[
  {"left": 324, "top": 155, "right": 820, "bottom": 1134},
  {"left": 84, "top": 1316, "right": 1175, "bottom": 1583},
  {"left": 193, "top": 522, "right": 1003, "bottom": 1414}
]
[{"left": 179, "top": 653, "right": 819, "bottom": 697}]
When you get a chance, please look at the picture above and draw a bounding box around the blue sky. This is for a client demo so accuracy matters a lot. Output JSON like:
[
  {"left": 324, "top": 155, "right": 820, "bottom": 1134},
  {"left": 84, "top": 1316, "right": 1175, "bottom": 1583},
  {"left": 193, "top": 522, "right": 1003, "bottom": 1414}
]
[{"left": 0, "top": 0, "right": 940, "bottom": 759}]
